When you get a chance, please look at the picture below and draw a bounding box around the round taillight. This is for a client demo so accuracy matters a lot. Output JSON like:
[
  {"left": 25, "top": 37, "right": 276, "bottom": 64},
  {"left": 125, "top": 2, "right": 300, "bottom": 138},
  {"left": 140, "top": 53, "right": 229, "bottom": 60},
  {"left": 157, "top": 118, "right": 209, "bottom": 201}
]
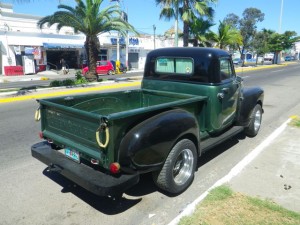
[{"left": 110, "top": 162, "right": 120, "bottom": 174}]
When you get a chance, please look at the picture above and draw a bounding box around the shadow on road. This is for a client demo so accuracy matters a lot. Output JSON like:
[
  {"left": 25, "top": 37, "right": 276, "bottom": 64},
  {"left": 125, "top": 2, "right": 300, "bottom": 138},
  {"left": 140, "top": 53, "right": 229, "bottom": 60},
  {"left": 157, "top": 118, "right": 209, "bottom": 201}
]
[
  {"left": 42, "top": 169, "right": 142, "bottom": 215},
  {"left": 41, "top": 133, "right": 247, "bottom": 214}
]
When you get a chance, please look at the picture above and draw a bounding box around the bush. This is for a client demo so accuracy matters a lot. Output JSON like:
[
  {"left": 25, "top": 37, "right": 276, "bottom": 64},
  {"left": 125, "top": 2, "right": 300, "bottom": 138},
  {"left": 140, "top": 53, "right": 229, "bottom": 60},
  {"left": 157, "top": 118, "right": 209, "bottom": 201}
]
[
  {"left": 50, "top": 80, "right": 61, "bottom": 87},
  {"left": 74, "top": 70, "right": 88, "bottom": 85},
  {"left": 49, "top": 70, "right": 88, "bottom": 88},
  {"left": 61, "top": 79, "right": 75, "bottom": 86}
]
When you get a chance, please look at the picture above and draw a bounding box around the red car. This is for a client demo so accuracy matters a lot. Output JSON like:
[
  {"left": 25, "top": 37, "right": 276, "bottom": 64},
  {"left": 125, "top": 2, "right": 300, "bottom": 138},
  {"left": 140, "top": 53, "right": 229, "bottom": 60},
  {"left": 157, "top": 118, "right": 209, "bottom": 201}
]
[{"left": 82, "top": 61, "right": 115, "bottom": 76}]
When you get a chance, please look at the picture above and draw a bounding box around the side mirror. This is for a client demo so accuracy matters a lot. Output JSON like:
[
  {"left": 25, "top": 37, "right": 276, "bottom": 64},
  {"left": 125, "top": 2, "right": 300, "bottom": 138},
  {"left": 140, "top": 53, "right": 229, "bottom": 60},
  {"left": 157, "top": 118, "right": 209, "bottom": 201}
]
[{"left": 236, "top": 76, "right": 243, "bottom": 82}]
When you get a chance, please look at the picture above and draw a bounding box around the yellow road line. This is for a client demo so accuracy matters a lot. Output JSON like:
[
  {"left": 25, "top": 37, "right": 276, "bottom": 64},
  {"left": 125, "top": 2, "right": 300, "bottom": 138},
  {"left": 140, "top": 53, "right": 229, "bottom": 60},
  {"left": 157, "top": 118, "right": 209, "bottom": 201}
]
[
  {"left": 0, "top": 81, "right": 141, "bottom": 104},
  {"left": 235, "top": 63, "right": 288, "bottom": 72}
]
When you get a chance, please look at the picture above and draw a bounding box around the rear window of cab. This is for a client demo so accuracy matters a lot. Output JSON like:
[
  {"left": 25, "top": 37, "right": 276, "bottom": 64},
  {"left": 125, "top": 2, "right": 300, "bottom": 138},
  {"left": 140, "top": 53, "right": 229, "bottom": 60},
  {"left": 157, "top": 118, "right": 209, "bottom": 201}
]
[{"left": 155, "top": 57, "right": 194, "bottom": 75}]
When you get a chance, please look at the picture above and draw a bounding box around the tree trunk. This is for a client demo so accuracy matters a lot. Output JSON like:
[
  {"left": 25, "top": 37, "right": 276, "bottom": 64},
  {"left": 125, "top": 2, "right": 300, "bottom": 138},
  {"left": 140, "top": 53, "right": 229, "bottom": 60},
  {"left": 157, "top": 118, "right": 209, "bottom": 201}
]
[
  {"left": 183, "top": 0, "right": 189, "bottom": 47},
  {"left": 273, "top": 51, "right": 280, "bottom": 64},
  {"left": 85, "top": 35, "right": 98, "bottom": 81},
  {"left": 183, "top": 21, "right": 189, "bottom": 47}
]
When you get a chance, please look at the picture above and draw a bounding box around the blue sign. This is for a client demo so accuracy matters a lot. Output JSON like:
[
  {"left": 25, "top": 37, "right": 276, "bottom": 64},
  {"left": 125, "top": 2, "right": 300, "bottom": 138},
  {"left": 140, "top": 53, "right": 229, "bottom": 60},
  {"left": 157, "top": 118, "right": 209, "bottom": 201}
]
[
  {"left": 129, "top": 38, "right": 139, "bottom": 46},
  {"left": 110, "top": 37, "right": 126, "bottom": 45}
]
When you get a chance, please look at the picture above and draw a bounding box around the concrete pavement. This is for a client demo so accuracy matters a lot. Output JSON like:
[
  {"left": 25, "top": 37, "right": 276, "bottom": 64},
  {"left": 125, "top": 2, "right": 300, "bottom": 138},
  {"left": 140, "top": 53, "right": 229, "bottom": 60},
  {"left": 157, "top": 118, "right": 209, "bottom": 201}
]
[
  {"left": 0, "top": 69, "right": 74, "bottom": 83},
  {"left": 228, "top": 117, "right": 300, "bottom": 212}
]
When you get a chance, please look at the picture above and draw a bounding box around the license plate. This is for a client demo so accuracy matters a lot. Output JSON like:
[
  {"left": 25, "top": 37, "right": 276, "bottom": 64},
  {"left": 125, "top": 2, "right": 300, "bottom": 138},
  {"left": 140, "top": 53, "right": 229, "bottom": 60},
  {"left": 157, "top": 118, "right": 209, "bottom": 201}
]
[{"left": 65, "top": 148, "right": 80, "bottom": 163}]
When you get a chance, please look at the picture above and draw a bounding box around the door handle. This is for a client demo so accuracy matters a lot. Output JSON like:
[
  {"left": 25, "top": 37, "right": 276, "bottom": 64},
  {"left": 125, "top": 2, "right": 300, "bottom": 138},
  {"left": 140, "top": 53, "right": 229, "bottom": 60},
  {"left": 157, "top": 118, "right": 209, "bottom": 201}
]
[
  {"left": 222, "top": 88, "right": 229, "bottom": 94},
  {"left": 217, "top": 93, "right": 225, "bottom": 99},
  {"left": 218, "top": 88, "right": 229, "bottom": 99}
]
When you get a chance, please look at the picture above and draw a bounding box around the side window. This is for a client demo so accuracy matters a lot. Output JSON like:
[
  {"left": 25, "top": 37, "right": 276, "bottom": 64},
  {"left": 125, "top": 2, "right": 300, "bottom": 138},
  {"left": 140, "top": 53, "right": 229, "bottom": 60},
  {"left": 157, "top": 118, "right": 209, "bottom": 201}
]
[
  {"left": 156, "top": 57, "right": 193, "bottom": 75},
  {"left": 220, "top": 58, "right": 233, "bottom": 81}
]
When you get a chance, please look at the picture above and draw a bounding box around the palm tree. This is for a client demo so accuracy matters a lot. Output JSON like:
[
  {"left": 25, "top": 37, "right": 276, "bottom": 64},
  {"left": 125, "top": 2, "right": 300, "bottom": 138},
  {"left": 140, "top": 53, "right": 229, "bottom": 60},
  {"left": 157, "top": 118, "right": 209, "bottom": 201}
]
[
  {"left": 156, "top": 0, "right": 217, "bottom": 47},
  {"left": 38, "top": 0, "right": 137, "bottom": 81},
  {"left": 208, "top": 21, "right": 242, "bottom": 50},
  {"left": 189, "top": 16, "right": 214, "bottom": 47}
]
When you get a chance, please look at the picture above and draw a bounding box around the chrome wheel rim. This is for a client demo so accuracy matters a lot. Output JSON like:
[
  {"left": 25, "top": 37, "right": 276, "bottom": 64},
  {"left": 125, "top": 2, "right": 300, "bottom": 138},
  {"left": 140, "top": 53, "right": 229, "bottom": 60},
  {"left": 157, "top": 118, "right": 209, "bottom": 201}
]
[
  {"left": 173, "top": 148, "right": 194, "bottom": 185},
  {"left": 254, "top": 109, "right": 262, "bottom": 132}
]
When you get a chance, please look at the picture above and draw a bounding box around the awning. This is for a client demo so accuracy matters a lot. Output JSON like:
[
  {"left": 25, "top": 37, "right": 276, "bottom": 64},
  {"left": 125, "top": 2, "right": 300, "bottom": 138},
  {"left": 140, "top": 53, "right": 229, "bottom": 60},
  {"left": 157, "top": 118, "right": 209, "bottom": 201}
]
[{"left": 43, "top": 43, "right": 84, "bottom": 49}]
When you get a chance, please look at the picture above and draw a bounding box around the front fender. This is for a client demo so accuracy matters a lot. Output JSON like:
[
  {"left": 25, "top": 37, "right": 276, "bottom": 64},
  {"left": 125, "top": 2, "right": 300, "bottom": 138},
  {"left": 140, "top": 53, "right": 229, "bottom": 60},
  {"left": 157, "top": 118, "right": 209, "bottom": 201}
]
[
  {"left": 237, "top": 87, "right": 264, "bottom": 126},
  {"left": 118, "top": 109, "right": 199, "bottom": 172}
]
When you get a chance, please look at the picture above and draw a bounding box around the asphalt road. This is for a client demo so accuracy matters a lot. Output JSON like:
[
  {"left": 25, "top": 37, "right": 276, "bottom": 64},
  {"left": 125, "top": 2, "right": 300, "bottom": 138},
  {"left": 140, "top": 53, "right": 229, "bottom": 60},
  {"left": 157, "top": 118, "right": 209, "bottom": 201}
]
[{"left": 1, "top": 63, "right": 300, "bottom": 225}]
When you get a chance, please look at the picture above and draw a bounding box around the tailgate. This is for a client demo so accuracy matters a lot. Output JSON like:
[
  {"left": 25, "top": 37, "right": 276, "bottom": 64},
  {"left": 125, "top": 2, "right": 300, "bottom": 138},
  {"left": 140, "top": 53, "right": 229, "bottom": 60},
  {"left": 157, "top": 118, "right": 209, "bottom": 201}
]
[{"left": 38, "top": 99, "right": 107, "bottom": 166}]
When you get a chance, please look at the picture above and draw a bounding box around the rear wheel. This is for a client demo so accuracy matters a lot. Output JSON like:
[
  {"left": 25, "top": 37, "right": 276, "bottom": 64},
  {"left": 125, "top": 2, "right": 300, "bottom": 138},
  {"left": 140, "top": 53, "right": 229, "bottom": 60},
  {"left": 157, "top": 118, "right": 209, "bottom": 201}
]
[
  {"left": 244, "top": 104, "right": 262, "bottom": 137},
  {"left": 152, "top": 139, "right": 197, "bottom": 194}
]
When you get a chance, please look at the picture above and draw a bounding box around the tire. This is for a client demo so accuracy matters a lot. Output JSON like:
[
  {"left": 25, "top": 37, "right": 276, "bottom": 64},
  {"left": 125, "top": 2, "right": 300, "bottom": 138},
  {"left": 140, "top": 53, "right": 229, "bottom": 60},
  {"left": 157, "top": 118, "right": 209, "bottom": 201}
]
[
  {"left": 152, "top": 139, "right": 197, "bottom": 194},
  {"left": 244, "top": 104, "right": 262, "bottom": 137}
]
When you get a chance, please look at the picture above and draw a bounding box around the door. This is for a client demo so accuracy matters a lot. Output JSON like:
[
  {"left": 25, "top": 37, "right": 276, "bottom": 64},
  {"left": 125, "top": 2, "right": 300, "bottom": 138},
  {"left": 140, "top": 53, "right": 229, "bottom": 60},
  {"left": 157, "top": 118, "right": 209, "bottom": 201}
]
[
  {"left": 22, "top": 55, "right": 36, "bottom": 74},
  {"left": 212, "top": 57, "right": 241, "bottom": 131},
  {"left": 128, "top": 53, "right": 139, "bottom": 69}
]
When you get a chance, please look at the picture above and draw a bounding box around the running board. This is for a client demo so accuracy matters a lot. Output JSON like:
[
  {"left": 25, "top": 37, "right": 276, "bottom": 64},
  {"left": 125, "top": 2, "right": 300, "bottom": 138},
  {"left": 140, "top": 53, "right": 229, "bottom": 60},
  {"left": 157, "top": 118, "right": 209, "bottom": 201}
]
[{"left": 201, "top": 126, "right": 244, "bottom": 153}]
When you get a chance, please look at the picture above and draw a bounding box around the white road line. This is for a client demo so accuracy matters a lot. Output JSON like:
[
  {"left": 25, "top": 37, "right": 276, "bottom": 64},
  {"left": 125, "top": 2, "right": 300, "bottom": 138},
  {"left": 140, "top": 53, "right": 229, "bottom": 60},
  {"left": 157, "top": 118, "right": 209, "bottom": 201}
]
[
  {"left": 271, "top": 69, "right": 285, "bottom": 73},
  {"left": 168, "top": 118, "right": 291, "bottom": 225}
]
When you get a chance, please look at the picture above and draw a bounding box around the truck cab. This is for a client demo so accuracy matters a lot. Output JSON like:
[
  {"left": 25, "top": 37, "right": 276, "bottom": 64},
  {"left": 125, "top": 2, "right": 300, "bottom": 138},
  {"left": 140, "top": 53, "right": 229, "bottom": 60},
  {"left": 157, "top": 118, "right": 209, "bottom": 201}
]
[{"left": 143, "top": 48, "right": 245, "bottom": 135}]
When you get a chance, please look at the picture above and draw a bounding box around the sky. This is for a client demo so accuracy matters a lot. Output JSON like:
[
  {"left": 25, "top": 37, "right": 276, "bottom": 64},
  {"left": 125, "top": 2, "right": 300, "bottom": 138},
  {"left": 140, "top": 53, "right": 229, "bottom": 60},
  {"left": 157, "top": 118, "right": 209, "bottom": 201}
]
[{"left": 2, "top": 0, "right": 300, "bottom": 36}]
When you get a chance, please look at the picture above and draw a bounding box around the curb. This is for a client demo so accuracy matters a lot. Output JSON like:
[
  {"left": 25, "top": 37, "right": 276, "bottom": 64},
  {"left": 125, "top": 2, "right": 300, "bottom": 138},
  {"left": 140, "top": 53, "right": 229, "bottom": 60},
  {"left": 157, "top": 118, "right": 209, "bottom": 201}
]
[
  {"left": 0, "top": 80, "right": 142, "bottom": 104},
  {"left": 168, "top": 118, "right": 292, "bottom": 225}
]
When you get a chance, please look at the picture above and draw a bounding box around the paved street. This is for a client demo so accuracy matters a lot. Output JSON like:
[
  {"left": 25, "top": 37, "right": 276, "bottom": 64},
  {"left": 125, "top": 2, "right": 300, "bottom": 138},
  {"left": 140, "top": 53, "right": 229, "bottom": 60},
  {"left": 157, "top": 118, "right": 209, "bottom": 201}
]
[{"left": 1, "top": 63, "right": 300, "bottom": 225}]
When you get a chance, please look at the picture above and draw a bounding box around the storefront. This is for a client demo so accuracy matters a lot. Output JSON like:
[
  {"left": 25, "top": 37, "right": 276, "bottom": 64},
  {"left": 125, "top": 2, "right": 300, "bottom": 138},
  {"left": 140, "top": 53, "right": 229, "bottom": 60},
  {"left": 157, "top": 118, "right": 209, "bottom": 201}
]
[
  {"left": 1, "top": 31, "right": 85, "bottom": 75},
  {"left": 43, "top": 43, "right": 84, "bottom": 70}
]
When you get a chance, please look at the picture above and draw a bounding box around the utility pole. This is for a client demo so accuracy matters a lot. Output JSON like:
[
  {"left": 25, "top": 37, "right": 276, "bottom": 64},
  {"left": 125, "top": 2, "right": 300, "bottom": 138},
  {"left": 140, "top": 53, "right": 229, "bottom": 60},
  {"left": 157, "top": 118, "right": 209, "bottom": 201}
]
[
  {"left": 278, "top": 0, "right": 284, "bottom": 64},
  {"left": 153, "top": 25, "right": 156, "bottom": 49},
  {"left": 111, "top": 0, "right": 120, "bottom": 62}
]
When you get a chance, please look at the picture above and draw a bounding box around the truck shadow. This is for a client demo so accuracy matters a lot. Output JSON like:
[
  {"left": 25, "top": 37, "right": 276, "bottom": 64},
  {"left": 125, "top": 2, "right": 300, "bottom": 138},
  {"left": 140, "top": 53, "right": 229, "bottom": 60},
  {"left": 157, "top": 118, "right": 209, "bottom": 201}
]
[
  {"left": 41, "top": 133, "right": 246, "bottom": 213},
  {"left": 42, "top": 169, "right": 142, "bottom": 215}
]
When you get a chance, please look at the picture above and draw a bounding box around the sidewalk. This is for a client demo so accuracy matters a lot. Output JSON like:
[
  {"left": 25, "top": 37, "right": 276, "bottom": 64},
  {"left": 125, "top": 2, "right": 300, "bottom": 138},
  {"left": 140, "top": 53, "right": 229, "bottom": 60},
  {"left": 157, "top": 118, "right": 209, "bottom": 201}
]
[
  {"left": 0, "top": 69, "right": 75, "bottom": 83},
  {"left": 0, "top": 68, "right": 144, "bottom": 83},
  {"left": 228, "top": 120, "right": 300, "bottom": 212}
]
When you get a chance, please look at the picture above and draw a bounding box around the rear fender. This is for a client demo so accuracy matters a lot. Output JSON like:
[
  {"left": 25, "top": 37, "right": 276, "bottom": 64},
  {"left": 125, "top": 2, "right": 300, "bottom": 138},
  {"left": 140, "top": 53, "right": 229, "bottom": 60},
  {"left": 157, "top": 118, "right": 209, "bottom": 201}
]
[
  {"left": 237, "top": 87, "right": 264, "bottom": 126},
  {"left": 118, "top": 109, "right": 199, "bottom": 172}
]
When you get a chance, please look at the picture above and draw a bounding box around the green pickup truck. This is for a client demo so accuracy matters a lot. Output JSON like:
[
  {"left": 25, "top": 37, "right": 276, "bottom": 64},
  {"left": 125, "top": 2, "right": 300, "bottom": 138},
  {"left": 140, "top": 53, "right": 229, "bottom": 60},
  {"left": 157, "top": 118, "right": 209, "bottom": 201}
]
[{"left": 31, "top": 47, "right": 264, "bottom": 197}]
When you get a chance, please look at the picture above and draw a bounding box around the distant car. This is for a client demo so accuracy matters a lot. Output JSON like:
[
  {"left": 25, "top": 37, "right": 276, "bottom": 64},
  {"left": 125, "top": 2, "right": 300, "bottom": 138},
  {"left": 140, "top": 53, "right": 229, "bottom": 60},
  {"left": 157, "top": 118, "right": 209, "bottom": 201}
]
[
  {"left": 82, "top": 60, "right": 115, "bottom": 76},
  {"left": 233, "top": 58, "right": 242, "bottom": 65},
  {"left": 284, "top": 56, "right": 294, "bottom": 61}
]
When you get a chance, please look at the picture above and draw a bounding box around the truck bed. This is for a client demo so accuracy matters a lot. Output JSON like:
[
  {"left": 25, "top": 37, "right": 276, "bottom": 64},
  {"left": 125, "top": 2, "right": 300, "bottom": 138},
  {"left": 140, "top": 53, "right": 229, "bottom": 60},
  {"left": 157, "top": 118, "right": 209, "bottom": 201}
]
[
  {"left": 41, "top": 89, "right": 205, "bottom": 117},
  {"left": 38, "top": 89, "right": 207, "bottom": 169}
]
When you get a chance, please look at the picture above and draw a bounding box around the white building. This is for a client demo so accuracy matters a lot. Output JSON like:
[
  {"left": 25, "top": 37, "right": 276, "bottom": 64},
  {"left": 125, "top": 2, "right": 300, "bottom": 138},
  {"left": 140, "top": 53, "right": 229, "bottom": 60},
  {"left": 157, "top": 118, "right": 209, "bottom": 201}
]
[{"left": 0, "top": 3, "right": 182, "bottom": 75}]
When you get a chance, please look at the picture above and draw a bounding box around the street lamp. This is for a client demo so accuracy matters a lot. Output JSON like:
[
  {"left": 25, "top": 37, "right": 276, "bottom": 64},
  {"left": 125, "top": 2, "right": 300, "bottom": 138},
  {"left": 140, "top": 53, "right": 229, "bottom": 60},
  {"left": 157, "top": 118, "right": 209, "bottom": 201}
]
[
  {"left": 278, "top": 0, "right": 284, "bottom": 64},
  {"left": 279, "top": 0, "right": 284, "bottom": 33}
]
